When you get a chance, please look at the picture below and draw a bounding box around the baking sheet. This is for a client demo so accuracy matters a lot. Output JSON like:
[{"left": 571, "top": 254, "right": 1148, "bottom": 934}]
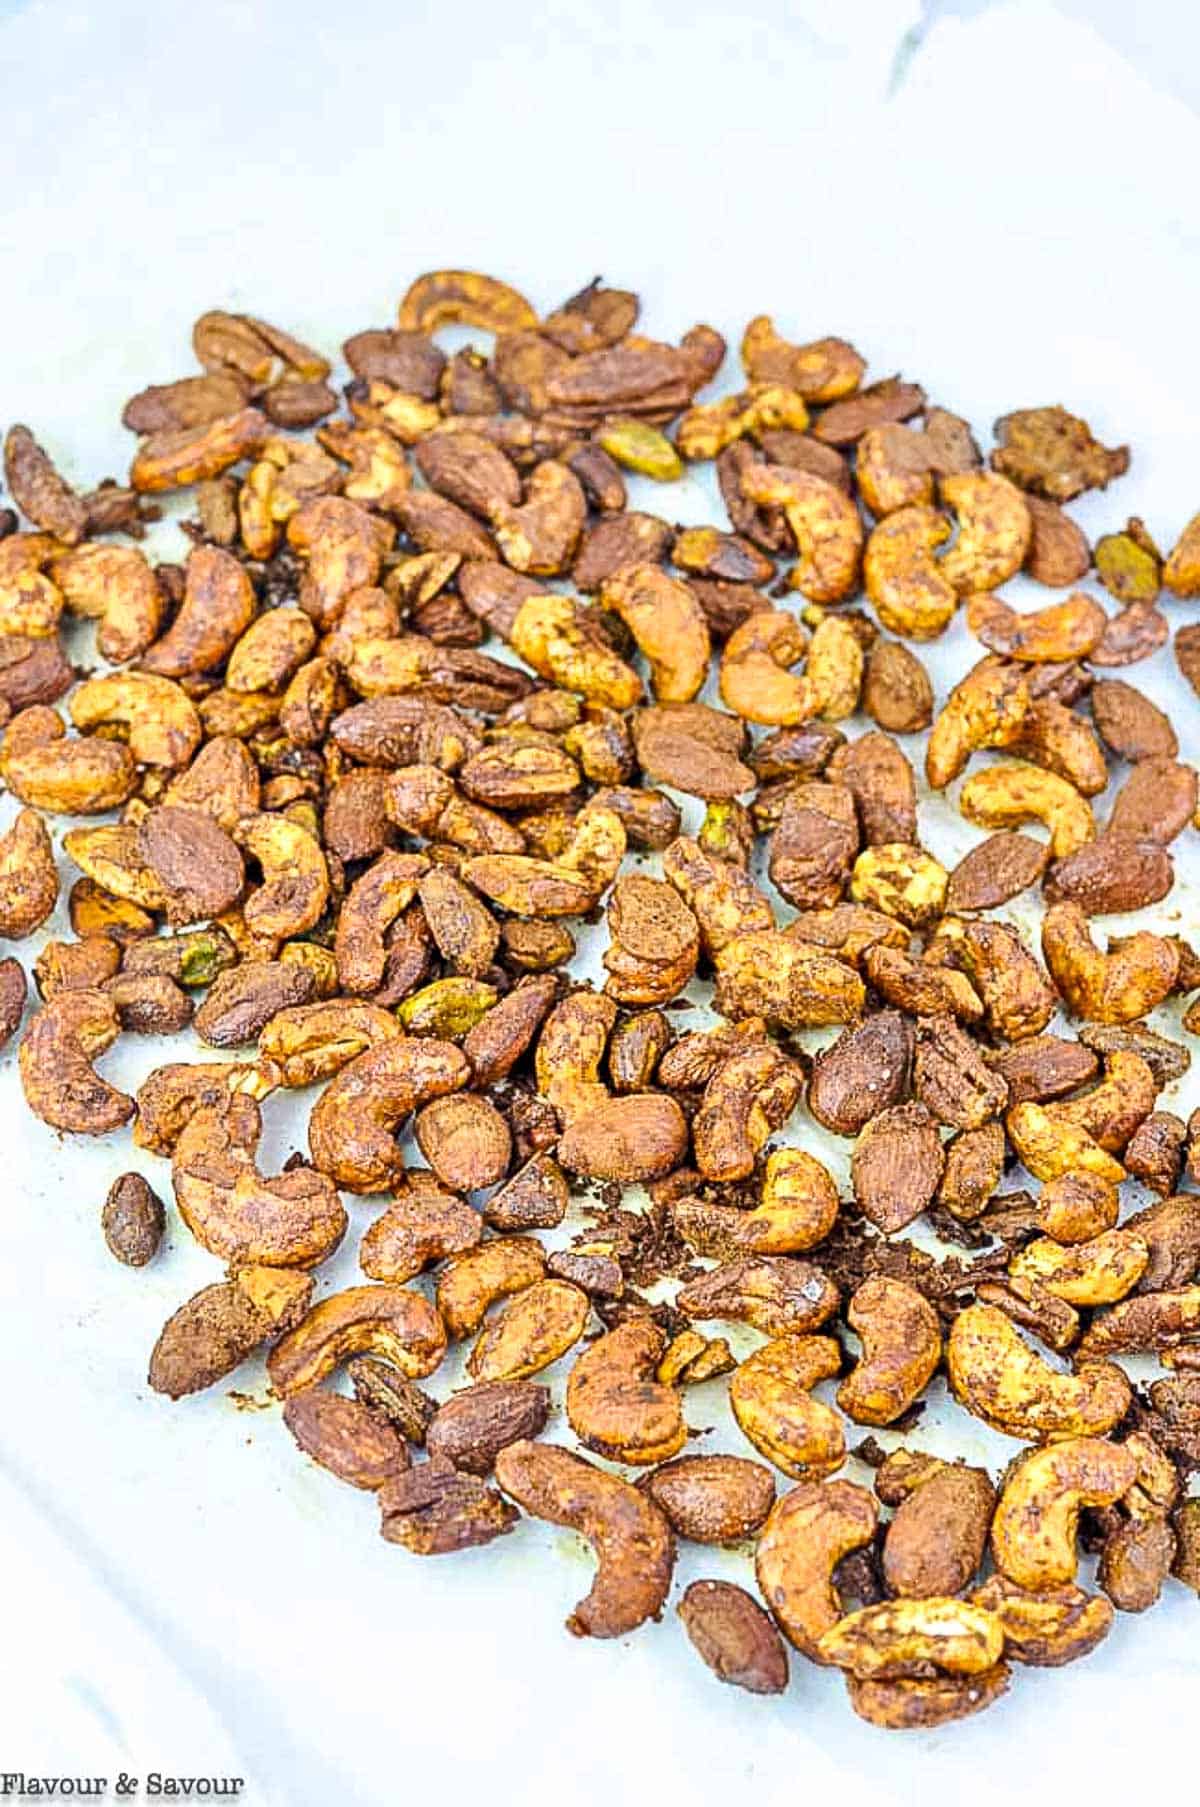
[{"left": 1, "top": 2, "right": 1199, "bottom": 1803}]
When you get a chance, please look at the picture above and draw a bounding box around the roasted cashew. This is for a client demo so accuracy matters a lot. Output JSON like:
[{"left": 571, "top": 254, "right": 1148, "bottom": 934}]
[
  {"left": 674, "top": 1146, "right": 839, "bottom": 1256},
  {"left": 133, "top": 1059, "right": 275, "bottom": 1154},
  {"left": 257, "top": 1000, "right": 401, "bottom": 1086},
  {"left": 1042, "top": 902, "right": 1180, "bottom": 1024},
  {"left": 494, "top": 1439, "right": 675, "bottom": 1639},
  {"left": 837, "top": 1279, "right": 942, "bottom": 1427},
  {"left": 399, "top": 269, "right": 537, "bottom": 333},
  {"left": 50, "top": 543, "right": 164, "bottom": 662},
  {"left": 754, "top": 1479, "right": 878, "bottom": 1658},
  {"left": 990, "top": 1438, "right": 1139, "bottom": 1590},
  {"left": 969, "top": 1575, "right": 1114, "bottom": 1668},
  {"left": 1037, "top": 1171, "right": 1121, "bottom": 1244},
  {"left": 1009, "top": 1228, "right": 1149, "bottom": 1306},
  {"left": 19, "top": 988, "right": 133, "bottom": 1134},
  {"left": 0, "top": 531, "right": 64, "bottom": 636},
  {"left": 1049, "top": 1051, "right": 1157, "bottom": 1153},
  {"left": 566, "top": 1319, "right": 688, "bottom": 1465},
  {"left": 600, "top": 563, "right": 711, "bottom": 703},
  {"left": 68, "top": 672, "right": 201, "bottom": 769},
  {"left": 817, "top": 1598, "right": 1005, "bottom": 1679},
  {"left": 959, "top": 761, "right": 1093, "bottom": 859},
  {"left": 535, "top": 990, "right": 617, "bottom": 1125},
  {"left": 737, "top": 465, "right": 863, "bottom": 603},
  {"left": 435, "top": 1237, "right": 548, "bottom": 1341},
  {"left": 508, "top": 593, "right": 642, "bottom": 710},
  {"left": 467, "top": 1278, "right": 590, "bottom": 1382},
  {"left": 844, "top": 1664, "right": 1010, "bottom": 1730},
  {"left": 2, "top": 735, "right": 137, "bottom": 815},
  {"left": 719, "top": 610, "right": 814, "bottom": 726},
  {"left": 925, "top": 657, "right": 1032, "bottom": 789},
  {"left": 691, "top": 1042, "right": 804, "bottom": 1183},
  {"left": 804, "top": 616, "right": 865, "bottom": 721},
  {"left": 141, "top": 544, "right": 256, "bottom": 677},
  {"left": 333, "top": 851, "right": 429, "bottom": 994},
  {"left": 850, "top": 842, "right": 948, "bottom": 928},
  {"left": 947, "top": 1302, "right": 1130, "bottom": 1439},
  {"left": 233, "top": 813, "right": 330, "bottom": 941},
  {"left": 0, "top": 807, "right": 58, "bottom": 938},
  {"left": 966, "top": 589, "right": 1106, "bottom": 662},
  {"left": 308, "top": 1035, "right": 470, "bottom": 1193},
  {"left": 938, "top": 471, "right": 1031, "bottom": 595},
  {"left": 864, "top": 506, "right": 957, "bottom": 641},
  {"left": 713, "top": 930, "right": 866, "bottom": 1029},
  {"left": 267, "top": 1283, "right": 448, "bottom": 1395},
  {"left": 62, "top": 826, "right": 169, "bottom": 912},
  {"left": 729, "top": 1333, "right": 845, "bottom": 1479},
  {"left": 1006, "top": 1101, "right": 1125, "bottom": 1185}
]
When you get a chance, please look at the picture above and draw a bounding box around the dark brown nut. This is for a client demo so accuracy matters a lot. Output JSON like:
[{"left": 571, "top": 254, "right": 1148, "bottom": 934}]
[
  {"left": 436, "top": 1237, "right": 547, "bottom": 1342},
  {"left": 1124, "top": 1192, "right": 1200, "bottom": 1289},
  {"left": 343, "top": 328, "right": 445, "bottom": 397},
  {"left": 749, "top": 723, "right": 843, "bottom": 783},
  {"left": 808, "top": 1011, "right": 912, "bottom": 1136},
  {"left": 0, "top": 956, "right": 27, "bottom": 1049},
  {"left": 608, "top": 1010, "right": 671, "bottom": 1092},
  {"left": 945, "top": 831, "right": 1049, "bottom": 913},
  {"left": 414, "top": 430, "right": 520, "bottom": 519},
  {"left": 350, "top": 1360, "right": 437, "bottom": 1445},
  {"left": 603, "top": 874, "right": 699, "bottom": 1006},
  {"left": 230, "top": 813, "right": 328, "bottom": 942},
  {"left": 335, "top": 851, "right": 429, "bottom": 994},
  {"left": 1024, "top": 495, "right": 1092, "bottom": 586},
  {"left": 283, "top": 1389, "right": 410, "bottom": 1491},
  {"left": 671, "top": 525, "right": 773, "bottom": 586},
  {"left": 1077, "top": 1286, "right": 1200, "bottom": 1358},
  {"left": 1107, "top": 756, "right": 1197, "bottom": 845},
  {"left": 677, "top": 1256, "right": 838, "bottom": 1338},
  {"left": 123, "top": 371, "right": 250, "bottom": 434},
  {"left": 495, "top": 1439, "right": 674, "bottom": 1639},
  {"left": 565, "top": 441, "right": 626, "bottom": 513},
  {"left": 978, "top": 1279, "right": 1088, "bottom": 1354},
  {"left": 412, "top": 867, "right": 497, "bottom": 979},
  {"left": 135, "top": 805, "right": 245, "bottom": 925},
  {"left": 426, "top": 1379, "right": 551, "bottom": 1474},
  {"left": 755, "top": 1479, "right": 878, "bottom": 1655},
  {"left": 192, "top": 310, "right": 327, "bottom": 387},
  {"left": 1089, "top": 600, "right": 1169, "bottom": 666},
  {"left": 949, "top": 1304, "right": 1130, "bottom": 1439},
  {"left": 141, "top": 544, "right": 256, "bottom": 677},
  {"left": 165, "top": 734, "right": 261, "bottom": 829},
  {"left": 691, "top": 1043, "right": 804, "bottom": 1184},
  {"left": 1098, "top": 1516, "right": 1176, "bottom": 1613},
  {"left": 500, "top": 918, "right": 575, "bottom": 972},
  {"left": 268, "top": 1284, "right": 447, "bottom": 1398},
  {"left": 967, "top": 590, "right": 1106, "bottom": 662},
  {"left": 413, "top": 1093, "right": 511, "bottom": 1192},
  {"left": 548, "top": 1247, "right": 624, "bottom": 1300},
  {"left": 938, "top": 1121, "right": 1006, "bottom": 1220},
  {"left": 1090, "top": 678, "right": 1176, "bottom": 762},
  {"left": 970, "top": 1575, "right": 1113, "bottom": 1667},
  {"left": 914, "top": 1016, "right": 1007, "bottom": 1130},
  {"left": 379, "top": 1457, "right": 518, "bottom": 1554},
  {"left": 586, "top": 785, "right": 678, "bottom": 852},
  {"left": 810, "top": 378, "right": 925, "bottom": 448},
  {"left": 458, "top": 977, "right": 555, "bottom": 1091},
  {"left": 1123, "top": 1116, "right": 1187, "bottom": 1200},
  {"left": 558, "top": 1093, "right": 689, "bottom": 1183},
  {"left": 1044, "top": 836, "right": 1172, "bottom": 914},
  {"left": 567, "top": 1319, "right": 687, "bottom": 1464},
  {"left": 1078, "top": 1020, "right": 1190, "bottom": 1087},
  {"left": 632, "top": 702, "right": 753, "bottom": 800},
  {"left": 1008, "top": 697, "right": 1107, "bottom": 797},
  {"left": 851, "top": 1102, "right": 944, "bottom": 1234},
  {"left": 713, "top": 930, "right": 865, "bottom": 1029},
  {"left": 865, "top": 943, "right": 984, "bottom": 1023},
  {"left": 101, "top": 1172, "right": 165, "bottom": 1267},
  {"left": 767, "top": 784, "right": 857, "bottom": 910},
  {"left": 1173, "top": 1501, "right": 1200, "bottom": 1591},
  {"left": 0, "top": 633, "right": 73, "bottom": 712},
  {"left": 102, "top": 971, "right": 194, "bottom": 1035},
  {"left": 1176, "top": 620, "right": 1200, "bottom": 697},
  {"left": 570, "top": 513, "right": 671, "bottom": 597},
  {"left": 133, "top": 1059, "right": 272, "bottom": 1155},
  {"left": 195, "top": 960, "right": 315, "bottom": 1046},
  {"left": 883, "top": 1464, "right": 995, "bottom": 1599},
  {"left": 4, "top": 425, "right": 86, "bottom": 542},
  {"left": 641, "top": 1455, "right": 776, "bottom": 1544},
  {"left": 991, "top": 406, "right": 1129, "bottom": 501},
  {"left": 0, "top": 807, "right": 57, "bottom": 939},
  {"left": 323, "top": 770, "right": 391, "bottom": 864},
  {"left": 19, "top": 989, "right": 133, "bottom": 1134},
  {"left": 34, "top": 934, "right": 122, "bottom": 999},
  {"left": 677, "top": 1582, "right": 789, "bottom": 1696},
  {"left": 1042, "top": 901, "right": 1179, "bottom": 1024},
  {"left": 359, "top": 1180, "right": 481, "bottom": 1283},
  {"left": 861, "top": 640, "right": 933, "bottom": 734},
  {"left": 838, "top": 1279, "right": 941, "bottom": 1426},
  {"left": 459, "top": 740, "right": 579, "bottom": 812},
  {"left": 309, "top": 1036, "right": 470, "bottom": 1194},
  {"left": 953, "top": 918, "right": 1058, "bottom": 1042},
  {"left": 148, "top": 1265, "right": 313, "bottom": 1399},
  {"left": 844, "top": 1664, "right": 1010, "bottom": 1730},
  {"left": 540, "top": 278, "right": 638, "bottom": 353}
]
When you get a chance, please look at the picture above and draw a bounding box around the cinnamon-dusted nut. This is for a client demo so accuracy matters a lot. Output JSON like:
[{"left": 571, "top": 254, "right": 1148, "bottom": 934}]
[
  {"left": 661, "top": 837, "right": 773, "bottom": 956},
  {"left": 952, "top": 917, "right": 1058, "bottom": 1043},
  {"left": 425, "top": 1379, "right": 551, "bottom": 1475},
  {"left": 535, "top": 990, "right": 617, "bottom": 1125},
  {"left": 136, "top": 805, "right": 245, "bottom": 925},
  {"left": 226, "top": 608, "right": 316, "bottom": 693},
  {"left": 308, "top": 1035, "right": 470, "bottom": 1193},
  {"left": 334, "top": 852, "right": 429, "bottom": 994},
  {"left": 881, "top": 1459, "right": 995, "bottom": 1599},
  {"left": 632, "top": 703, "right": 754, "bottom": 800},
  {"left": 990, "top": 1437, "right": 1139, "bottom": 1589},
  {"left": 808, "top": 1011, "right": 913, "bottom": 1136},
  {"left": 1108, "top": 756, "right": 1198, "bottom": 845},
  {"left": 690, "top": 1042, "right": 803, "bottom": 1183},
  {"left": 607, "top": 1010, "right": 671, "bottom": 1093},
  {"left": 133, "top": 1059, "right": 275, "bottom": 1155},
  {"left": 1090, "top": 678, "right": 1177, "bottom": 762},
  {"left": 850, "top": 842, "right": 947, "bottom": 928},
  {"left": 414, "top": 1093, "right": 511, "bottom": 1191},
  {"left": 141, "top": 544, "right": 255, "bottom": 676},
  {"left": 844, "top": 1664, "right": 1010, "bottom": 1731},
  {"left": 148, "top": 1265, "right": 314, "bottom": 1399},
  {"left": 967, "top": 590, "right": 1106, "bottom": 662},
  {"left": 268, "top": 1283, "right": 448, "bottom": 1396},
  {"left": 567, "top": 1319, "right": 688, "bottom": 1464},
  {"left": 1049, "top": 1050, "right": 1157, "bottom": 1152},
  {"left": 399, "top": 269, "right": 537, "bottom": 335},
  {"left": 490, "top": 461, "right": 586, "bottom": 577},
  {"left": 863, "top": 945, "right": 983, "bottom": 1022},
  {"left": 193, "top": 959, "right": 315, "bottom": 1047},
  {"left": 914, "top": 1015, "right": 1007, "bottom": 1130},
  {"left": 558, "top": 1093, "right": 689, "bottom": 1182},
  {"left": 0, "top": 807, "right": 57, "bottom": 938},
  {"left": 837, "top": 1279, "right": 941, "bottom": 1426},
  {"left": 462, "top": 975, "right": 558, "bottom": 1089},
  {"left": 767, "top": 784, "right": 858, "bottom": 910},
  {"left": 602, "top": 874, "right": 699, "bottom": 1006},
  {"left": 282, "top": 1389, "right": 410, "bottom": 1491},
  {"left": 1042, "top": 900, "right": 1179, "bottom": 1023},
  {"left": 1076, "top": 1286, "right": 1200, "bottom": 1359},
  {"left": 165, "top": 735, "right": 261, "bottom": 830},
  {"left": 755, "top": 1479, "right": 878, "bottom": 1656},
  {"left": 730, "top": 1334, "right": 844, "bottom": 1479},
  {"left": 495, "top": 1439, "right": 675, "bottom": 1639},
  {"left": 641, "top": 1455, "right": 776, "bottom": 1544},
  {"left": 969, "top": 1575, "right": 1113, "bottom": 1667},
  {"left": 50, "top": 542, "right": 165, "bottom": 663},
  {"left": 379, "top": 1457, "right": 518, "bottom": 1554},
  {"left": 359, "top": 1179, "right": 481, "bottom": 1283},
  {"left": 738, "top": 465, "right": 862, "bottom": 603},
  {"left": 467, "top": 1278, "right": 590, "bottom": 1383},
  {"left": 959, "top": 760, "right": 1093, "bottom": 859},
  {"left": 2, "top": 733, "right": 137, "bottom": 815},
  {"left": 677, "top": 1582, "right": 789, "bottom": 1696},
  {"left": 713, "top": 930, "right": 865, "bottom": 1029},
  {"left": 435, "top": 1237, "right": 548, "bottom": 1341},
  {"left": 947, "top": 1302, "right": 1131, "bottom": 1439},
  {"left": 1006, "top": 1101, "right": 1125, "bottom": 1185},
  {"left": 862, "top": 639, "right": 933, "bottom": 733},
  {"left": 925, "top": 656, "right": 1032, "bottom": 789},
  {"left": 991, "top": 406, "right": 1129, "bottom": 501},
  {"left": 937, "top": 1121, "right": 1006, "bottom": 1221},
  {"left": 678, "top": 1256, "right": 839, "bottom": 1338},
  {"left": 600, "top": 563, "right": 710, "bottom": 703},
  {"left": 1008, "top": 1229, "right": 1149, "bottom": 1306},
  {"left": 19, "top": 989, "right": 133, "bottom": 1134},
  {"left": 946, "top": 831, "right": 1049, "bottom": 913},
  {"left": 851, "top": 1102, "right": 944, "bottom": 1233},
  {"left": 128, "top": 406, "right": 266, "bottom": 494},
  {"left": 817, "top": 1597, "right": 1004, "bottom": 1680},
  {"left": 675, "top": 1146, "right": 838, "bottom": 1256}
]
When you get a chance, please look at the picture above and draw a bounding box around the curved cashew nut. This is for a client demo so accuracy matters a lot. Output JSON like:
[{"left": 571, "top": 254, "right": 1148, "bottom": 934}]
[
  {"left": 1009, "top": 1228, "right": 1149, "bottom": 1306},
  {"left": 398, "top": 268, "right": 537, "bottom": 333},
  {"left": 226, "top": 607, "right": 316, "bottom": 693},
  {"left": 804, "top": 616, "right": 865, "bottom": 721},
  {"left": 969, "top": 1574, "right": 1114, "bottom": 1668},
  {"left": 51, "top": 543, "right": 165, "bottom": 662},
  {"left": 535, "top": 990, "right": 617, "bottom": 1124},
  {"left": 691, "top": 1042, "right": 804, "bottom": 1183},
  {"left": 0, "top": 531, "right": 64, "bottom": 636},
  {"left": 267, "top": 1283, "right": 448, "bottom": 1396},
  {"left": 554, "top": 803, "right": 626, "bottom": 893},
  {"left": 435, "top": 1237, "right": 548, "bottom": 1341},
  {"left": 467, "top": 1278, "right": 590, "bottom": 1382},
  {"left": 69, "top": 672, "right": 202, "bottom": 768},
  {"left": 509, "top": 593, "right": 642, "bottom": 710},
  {"left": 738, "top": 465, "right": 863, "bottom": 603},
  {"left": 845, "top": 1663, "right": 1011, "bottom": 1730},
  {"left": 990, "top": 1437, "right": 1139, "bottom": 1590},
  {"left": 2, "top": 736, "right": 138, "bottom": 815},
  {"left": 133, "top": 1059, "right": 274, "bottom": 1154},
  {"left": 63, "top": 826, "right": 170, "bottom": 912},
  {"left": 675, "top": 1146, "right": 839, "bottom": 1256},
  {"left": 232, "top": 812, "right": 330, "bottom": 941},
  {"left": 938, "top": 471, "right": 1031, "bottom": 595},
  {"left": 600, "top": 563, "right": 711, "bottom": 703},
  {"left": 719, "top": 610, "right": 814, "bottom": 725},
  {"left": 966, "top": 589, "right": 1107, "bottom": 662},
  {"left": 816, "top": 1598, "right": 1005, "bottom": 1679},
  {"left": 864, "top": 506, "right": 957, "bottom": 640},
  {"left": 1042, "top": 902, "right": 1180, "bottom": 1024},
  {"left": 1036, "top": 1171, "right": 1120, "bottom": 1244},
  {"left": 258, "top": 1000, "right": 401, "bottom": 1086},
  {"left": 494, "top": 1439, "right": 675, "bottom": 1639},
  {"left": 754, "top": 1479, "right": 879, "bottom": 1658},
  {"left": 566, "top": 1319, "right": 688, "bottom": 1465},
  {"left": 334, "top": 851, "right": 429, "bottom": 994},
  {"left": 729, "top": 1333, "right": 845, "bottom": 1479},
  {"left": 925, "top": 657, "right": 1031, "bottom": 789},
  {"left": 172, "top": 1094, "right": 347, "bottom": 1268},
  {"left": 141, "top": 544, "right": 256, "bottom": 677},
  {"left": 947, "top": 1302, "right": 1130, "bottom": 1439},
  {"left": 490, "top": 460, "right": 585, "bottom": 577},
  {"left": 0, "top": 807, "right": 58, "bottom": 938},
  {"left": 308, "top": 1035, "right": 469, "bottom": 1193},
  {"left": 1050, "top": 1051, "right": 1156, "bottom": 1154},
  {"left": 19, "top": 988, "right": 133, "bottom": 1134},
  {"left": 837, "top": 1278, "right": 942, "bottom": 1426},
  {"left": 959, "top": 761, "right": 1094, "bottom": 859},
  {"left": 1005, "top": 1101, "right": 1125, "bottom": 1185}
]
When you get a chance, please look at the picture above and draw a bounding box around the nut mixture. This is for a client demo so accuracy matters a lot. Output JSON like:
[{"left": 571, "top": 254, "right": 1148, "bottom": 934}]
[{"left": 5, "top": 272, "right": 1200, "bottom": 1731}]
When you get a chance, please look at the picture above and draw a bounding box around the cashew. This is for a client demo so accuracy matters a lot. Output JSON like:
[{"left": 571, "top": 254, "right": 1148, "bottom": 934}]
[
  {"left": 141, "top": 544, "right": 256, "bottom": 676},
  {"left": 494, "top": 1439, "right": 675, "bottom": 1639},
  {"left": 729, "top": 1333, "right": 845, "bottom": 1479},
  {"left": 850, "top": 842, "right": 948, "bottom": 928},
  {"left": 308, "top": 1036, "right": 470, "bottom": 1193},
  {"left": 467, "top": 1278, "right": 589, "bottom": 1383},
  {"left": 804, "top": 616, "right": 865, "bottom": 721},
  {"left": 567, "top": 1319, "right": 688, "bottom": 1464},
  {"left": 1042, "top": 901, "right": 1179, "bottom": 1023},
  {"left": 0, "top": 531, "right": 64, "bottom": 635},
  {"left": 959, "top": 761, "right": 1093, "bottom": 860},
  {"left": 535, "top": 990, "right": 617, "bottom": 1125},
  {"left": 737, "top": 466, "right": 863, "bottom": 603},
  {"left": 1051, "top": 1051, "right": 1157, "bottom": 1153},
  {"left": 257, "top": 1000, "right": 401, "bottom": 1086},
  {"left": 674, "top": 1146, "right": 839, "bottom": 1256},
  {"left": 754, "top": 1479, "right": 879, "bottom": 1658},
  {"left": 435, "top": 1237, "right": 548, "bottom": 1341},
  {"left": 966, "top": 589, "right": 1107, "bottom": 661},
  {"left": 837, "top": 1279, "right": 942, "bottom": 1427},
  {"left": 399, "top": 269, "right": 537, "bottom": 333},
  {"left": 509, "top": 593, "right": 642, "bottom": 710},
  {"left": 600, "top": 563, "right": 710, "bottom": 703},
  {"left": 1006, "top": 1101, "right": 1125, "bottom": 1185},
  {"left": 938, "top": 471, "right": 1031, "bottom": 595},
  {"left": 969, "top": 1575, "right": 1114, "bottom": 1667},
  {"left": 233, "top": 813, "right": 330, "bottom": 941},
  {"left": 50, "top": 543, "right": 164, "bottom": 662},
  {"left": 267, "top": 1283, "right": 448, "bottom": 1396},
  {"left": 334, "top": 851, "right": 429, "bottom": 994},
  {"left": 133, "top": 1059, "right": 275, "bottom": 1154},
  {"left": 845, "top": 1664, "right": 1010, "bottom": 1730},
  {"left": 62, "top": 826, "right": 170, "bottom": 912},
  {"left": 1037, "top": 1171, "right": 1120, "bottom": 1243},
  {"left": 1, "top": 735, "right": 137, "bottom": 815},
  {"left": 817, "top": 1597, "right": 1005, "bottom": 1679},
  {"left": 864, "top": 506, "right": 957, "bottom": 640},
  {"left": 172, "top": 1094, "right": 346, "bottom": 1268},
  {"left": 947, "top": 1302, "right": 1130, "bottom": 1439},
  {"left": 691, "top": 1042, "right": 804, "bottom": 1183},
  {"left": 713, "top": 930, "right": 866, "bottom": 1029},
  {"left": 719, "top": 610, "right": 814, "bottom": 726},
  {"left": 990, "top": 1438, "right": 1139, "bottom": 1590},
  {"left": 68, "top": 672, "right": 201, "bottom": 769},
  {"left": 1009, "top": 1228, "right": 1149, "bottom": 1306},
  {"left": 0, "top": 807, "right": 58, "bottom": 938},
  {"left": 925, "top": 657, "right": 1032, "bottom": 789},
  {"left": 19, "top": 988, "right": 133, "bottom": 1134}
]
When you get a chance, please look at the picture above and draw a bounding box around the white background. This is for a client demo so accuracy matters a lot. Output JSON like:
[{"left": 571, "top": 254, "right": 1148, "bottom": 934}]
[{"left": 1, "top": 2, "right": 1199, "bottom": 1804}]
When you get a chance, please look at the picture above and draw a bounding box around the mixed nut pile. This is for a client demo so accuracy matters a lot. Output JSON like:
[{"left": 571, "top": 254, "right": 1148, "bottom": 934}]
[{"left": 5, "top": 268, "right": 1200, "bottom": 1730}]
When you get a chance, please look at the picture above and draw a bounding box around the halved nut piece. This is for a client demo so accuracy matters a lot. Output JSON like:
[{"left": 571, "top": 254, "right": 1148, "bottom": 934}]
[
  {"left": 817, "top": 1597, "right": 1004, "bottom": 1679},
  {"left": 467, "top": 1278, "right": 590, "bottom": 1382}
]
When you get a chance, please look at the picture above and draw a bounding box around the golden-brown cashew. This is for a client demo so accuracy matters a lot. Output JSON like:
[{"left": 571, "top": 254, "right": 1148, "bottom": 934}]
[
  {"left": 719, "top": 609, "right": 814, "bottom": 726},
  {"left": 804, "top": 616, "right": 865, "bottom": 721},
  {"left": 19, "top": 988, "right": 133, "bottom": 1134},
  {"left": 68, "top": 672, "right": 202, "bottom": 769},
  {"left": 226, "top": 607, "right": 316, "bottom": 693},
  {"left": 729, "top": 1333, "right": 845, "bottom": 1479},
  {"left": 1005, "top": 1101, "right": 1125, "bottom": 1185},
  {"left": 399, "top": 269, "right": 537, "bottom": 333},
  {"left": 50, "top": 542, "right": 165, "bottom": 662},
  {"left": 713, "top": 930, "right": 866, "bottom": 1029},
  {"left": 817, "top": 1598, "right": 1005, "bottom": 1679},
  {"left": 864, "top": 506, "right": 957, "bottom": 640},
  {"left": 435, "top": 1237, "right": 548, "bottom": 1340},
  {"left": 535, "top": 990, "right": 617, "bottom": 1124},
  {"left": 1050, "top": 1052, "right": 1156, "bottom": 1154},
  {"left": 2, "top": 736, "right": 137, "bottom": 815},
  {"left": 925, "top": 657, "right": 1032, "bottom": 789},
  {"left": 0, "top": 807, "right": 58, "bottom": 938},
  {"left": 600, "top": 563, "right": 710, "bottom": 703},
  {"left": 836, "top": 1279, "right": 942, "bottom": 1426},
  {"left": 947, "top": 1302, "right": 1131, "bottom": 1439},
  {"left": 566, "top": 1319, "right": 688, "bottom": 1465},
  {"left": 140, "top": 544, "right": 256, "bottom": 676},
  {"left": 674, "top": 1146, "right": 839, "bottom": 1256},
  {"left": 308, "top": 1036, "right": 470, "bottom": 1193},
  {"left": 508, "top": 593, "right": 642, "bottom": 710},
  {"left": 966, "top": 589, "right": 1107, "bottom": 661},
  {"left": 738, "top": 465, "right": 863, "bottom": 603},
  {"left": 62, "top": 825, "right": 170, "bottom": 912},
  {"left": 850, "top": 842, "right": 948, "bottom": 928},
  {"left": 1008, "top": 1229, "right": 1149, "bottom": 1306},
  {"left": 0, "top": 532, "right": 66, "bottom": 636},
  {"left": 267, "top": 1283, "right": 448, "bottom": 1396},
  {"left": 691, "top": 1043, "right": 804, "bottom": 1183},
  {"left": 467, "top": 1278, "right": 590, "bottom": 1382},
  {"left": 133, "top": 1059, "right": 275, "bottom": 1154},
  {"left": 172, "top": 1095, "right": 347, "bottom": 1268},
  {"left": 333, "top": 851, "right": 429, "bottom": 994},
  {"left": 233, "top": 812, "right": 330, "bottom": 941},
  {"left": 938, "top": 471, "right": 1031, "bottom": 595},
  {"left": 959, "top": 761, "right": 1093, "bottom": 859},
  {"left": 990, "top": 1438, "right": 1139, "bottom": 1589},
  {"left": 1042, "top": 902, "right": 1180, "bottom": 1023},
  {"left": 969, "top": 1575, "right": 1114, "bottom": 1667},
  {"left": 494, "top": 1439, "right": 675, "bottom": 1639},
  {"left": 257, "top": 1000, "right": 401, "bottom": 1086},
  {"left": 844, "top": 1664, "right": 1011, "bottom": 1730},
  {"left": 754, "top": 1479, "right": 879, "bottom": 1658}
]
